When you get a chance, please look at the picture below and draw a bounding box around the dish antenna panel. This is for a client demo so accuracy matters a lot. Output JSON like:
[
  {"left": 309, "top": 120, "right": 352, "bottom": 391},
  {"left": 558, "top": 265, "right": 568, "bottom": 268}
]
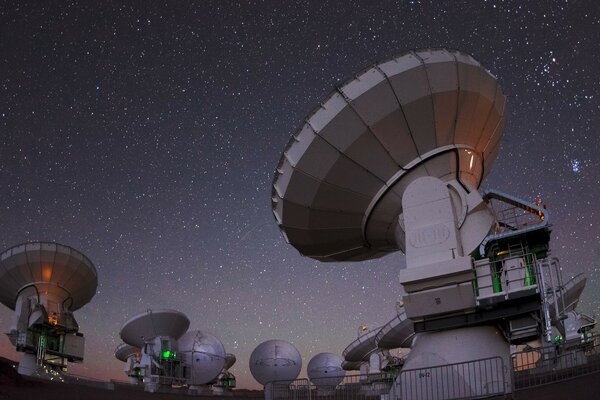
[
  {"left": 0, "top": 241, "right": 97, "bottom": 376},
  {"left": 272, "top": 49, "right": 505, "bottom": 262}
]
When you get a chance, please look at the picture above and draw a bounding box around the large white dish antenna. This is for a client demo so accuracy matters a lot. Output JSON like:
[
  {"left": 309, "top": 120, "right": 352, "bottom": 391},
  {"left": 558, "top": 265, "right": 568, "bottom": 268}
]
[
  {"left": 272, "top": 49, "right": 506, "bottom": 261},
  {"left": 307, "top": 352, "right": 345, "bottom": 388},
  {"left": 0, "top": 241, "right": 97, "bottom": 311},
  {"left": 249, "top": 339, "right": 302, "bottom": 385},
  {"left": 120, "top": 309, "right": 190, "bottom": 348},
  {"left": 178, "top": 330, "right": 225, "bottom": 385}
]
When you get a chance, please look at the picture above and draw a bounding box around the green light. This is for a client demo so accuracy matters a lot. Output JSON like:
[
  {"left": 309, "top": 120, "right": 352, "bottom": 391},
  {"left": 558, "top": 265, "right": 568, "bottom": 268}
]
[
  {"left": 553, "top": 335, "right": 564, "bottom": 344},
  {"left": 161, "top": 350, "right": 177, "bottom": 359}
]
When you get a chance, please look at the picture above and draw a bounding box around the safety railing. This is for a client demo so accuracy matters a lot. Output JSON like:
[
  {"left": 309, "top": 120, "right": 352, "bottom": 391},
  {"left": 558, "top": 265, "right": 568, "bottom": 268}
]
[
  {"left": 394, "top": 356, "right": 506, "bottom": 400},
  {"left": 268, "top": 336, "right": 600, "bottom": 400},
  {"left": 474, "top": 252, "right": 539, "bottom": 301},
  {"left": 269, "top": 357, "right": 506, "bottom": 400},
  {"left": 512, "top": 334, "right": 600, "bottom": 389},
  {"left": 269, "top": 372, "right": 396, "bottom": 400}
]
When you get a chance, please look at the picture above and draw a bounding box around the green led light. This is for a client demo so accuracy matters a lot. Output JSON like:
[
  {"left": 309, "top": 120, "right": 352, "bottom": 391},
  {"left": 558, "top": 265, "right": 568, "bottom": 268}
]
[
  {"left": 553, "top": 335, "right": 564, "bottom": 344},
  {"left": 161, "top": 350, "right": 177, "bottom": 359}
]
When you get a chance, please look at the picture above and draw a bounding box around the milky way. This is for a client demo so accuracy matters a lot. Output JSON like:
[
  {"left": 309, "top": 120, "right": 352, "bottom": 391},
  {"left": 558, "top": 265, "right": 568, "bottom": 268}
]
[{"left": 0, "top": 1, "right": 598, "bottom": 388}]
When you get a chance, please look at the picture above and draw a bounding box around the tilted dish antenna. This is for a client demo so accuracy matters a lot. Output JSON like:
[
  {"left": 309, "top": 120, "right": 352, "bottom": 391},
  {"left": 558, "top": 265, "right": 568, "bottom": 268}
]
[
  {"left": 0, "top": 241, "right": 97, "bottom": 312},
  {"left": 224, "top": 353, "right": 237, "bottom": 370},
  {"left": 0, "top": 241, "right": 98, "bottom": 376},
  {"left": 272, "top": 49, "right": 506, "bottom": 262},
  {"left": 272, "top": 48, "right": 514, "bottom": 397},
  {"left": 120, "top": 309, "right": 190, "bottom": 348},
  {"left": 119, "top": 309, "right": 190, "bottom": 393},
  {"left": 115, "top": 342, "right": 142, "bottom": 384},
  {"left": 115, "top": 343, "right": 140, "bottom": 362}
]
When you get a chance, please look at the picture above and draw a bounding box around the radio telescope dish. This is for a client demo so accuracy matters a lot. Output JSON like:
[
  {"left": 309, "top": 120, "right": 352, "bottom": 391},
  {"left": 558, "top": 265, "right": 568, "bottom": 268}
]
[
  {"left": 272, "top": 49, "right": 506, "bottom": 261},
  {"left": 115, "top": 343, "right": 140, "bottom": 362},
  {"left": 0, "top": 242, "right": 97, "bottom": 310},
  {"left": 178, "top": 330, "right": 225, "bottom": 385},
  {"left": 307, "top": 352, "right": 345, "bottom": 388},
  {"left": 375, "top": 310, "right": 415, "bottom": 350},
  {"left": 342, "top": 327, "right": 379, "bottom": 363},
  {"left": 120, "top": 309, "right": 190, "bottom": 348},
  {"left": 249, "top": 339, "right": 302, "bottom": 385},
  {"left": 341, "top": 360, "right": 363, "bottom": 371},
  {"left": 224, "top": 353, "right": 237, "bottom": 370}
]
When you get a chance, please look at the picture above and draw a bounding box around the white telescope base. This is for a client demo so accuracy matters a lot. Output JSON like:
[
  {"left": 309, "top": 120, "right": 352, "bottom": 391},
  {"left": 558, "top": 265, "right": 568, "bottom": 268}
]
[{"left": 393, "top": 326, "right": 511, "bottom": 400}]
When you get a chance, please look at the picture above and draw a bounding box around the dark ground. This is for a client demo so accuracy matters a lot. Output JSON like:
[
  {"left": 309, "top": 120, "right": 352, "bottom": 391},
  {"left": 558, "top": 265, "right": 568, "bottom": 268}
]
[
  {"left": 3, "top": 356, "right": 600, "bottom": 400},
  {"left": 0, "top": 357, "right": 263, "bottom": 400},
  {"left": 513, "top": 373, "right": 600, "bottom": 400}
]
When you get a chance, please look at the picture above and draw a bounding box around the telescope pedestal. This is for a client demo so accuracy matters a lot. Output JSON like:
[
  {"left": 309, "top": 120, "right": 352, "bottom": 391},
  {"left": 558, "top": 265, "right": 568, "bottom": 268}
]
[{"left": 396, "top": 326, "right": 511, "bottom": 400}]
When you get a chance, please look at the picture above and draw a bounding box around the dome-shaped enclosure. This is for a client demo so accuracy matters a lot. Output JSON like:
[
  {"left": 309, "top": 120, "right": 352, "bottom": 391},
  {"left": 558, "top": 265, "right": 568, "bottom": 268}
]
[
  {"left": 272, "top": 49, "right": 506, "bottom": 262},
  {"left": 307, "top": 352, "right": 345, "bottom": 388},
  {"left": 0, "top": 241, "right": 98, "bottom": 311},
  {"left": 249, "top": 339, "right": 302, "bottom": 385},
  {"left": 120, "top": 309, "right": 190, "bottom": 348},
  {"left": 178, "top": 330, "right": 225, "bottom": 385}
]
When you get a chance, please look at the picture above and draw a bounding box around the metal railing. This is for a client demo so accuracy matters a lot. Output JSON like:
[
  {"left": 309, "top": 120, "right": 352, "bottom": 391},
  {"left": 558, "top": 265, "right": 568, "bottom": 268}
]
[
  {"left": 268, "top": 335, "right": 600, "bottom": 400},
  {"left": 474, "top": 252, "right": 539, "bottom": 300},
  {"left": 512, "top": 334, "right": 600, "bottom": 389},
  {"left": 269, "top": 357, "right": 506, "bottom": 400},
  {"left": 394, "top": 357, "right": 506, "bottom": 400},
  {"left": 269, "top": 372, "right": 397, "bottom": 400}
]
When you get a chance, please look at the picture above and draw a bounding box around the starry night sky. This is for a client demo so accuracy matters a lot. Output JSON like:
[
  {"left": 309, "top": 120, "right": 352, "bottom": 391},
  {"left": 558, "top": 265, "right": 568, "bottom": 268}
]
[{"left": 0, "top": 0, "right": 599, "bottom": 389}]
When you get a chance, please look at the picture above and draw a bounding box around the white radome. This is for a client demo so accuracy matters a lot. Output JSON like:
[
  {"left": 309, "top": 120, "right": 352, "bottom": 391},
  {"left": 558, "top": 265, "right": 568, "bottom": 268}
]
[
  {"left": 178, "top": 330, "right": 226, "bottom": 385},
  {"left": 249, "top": 339, "right": 302, "bottom": 385},
  {"left": 307, "top": 352, "right": 345, "bottom": 388}
]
